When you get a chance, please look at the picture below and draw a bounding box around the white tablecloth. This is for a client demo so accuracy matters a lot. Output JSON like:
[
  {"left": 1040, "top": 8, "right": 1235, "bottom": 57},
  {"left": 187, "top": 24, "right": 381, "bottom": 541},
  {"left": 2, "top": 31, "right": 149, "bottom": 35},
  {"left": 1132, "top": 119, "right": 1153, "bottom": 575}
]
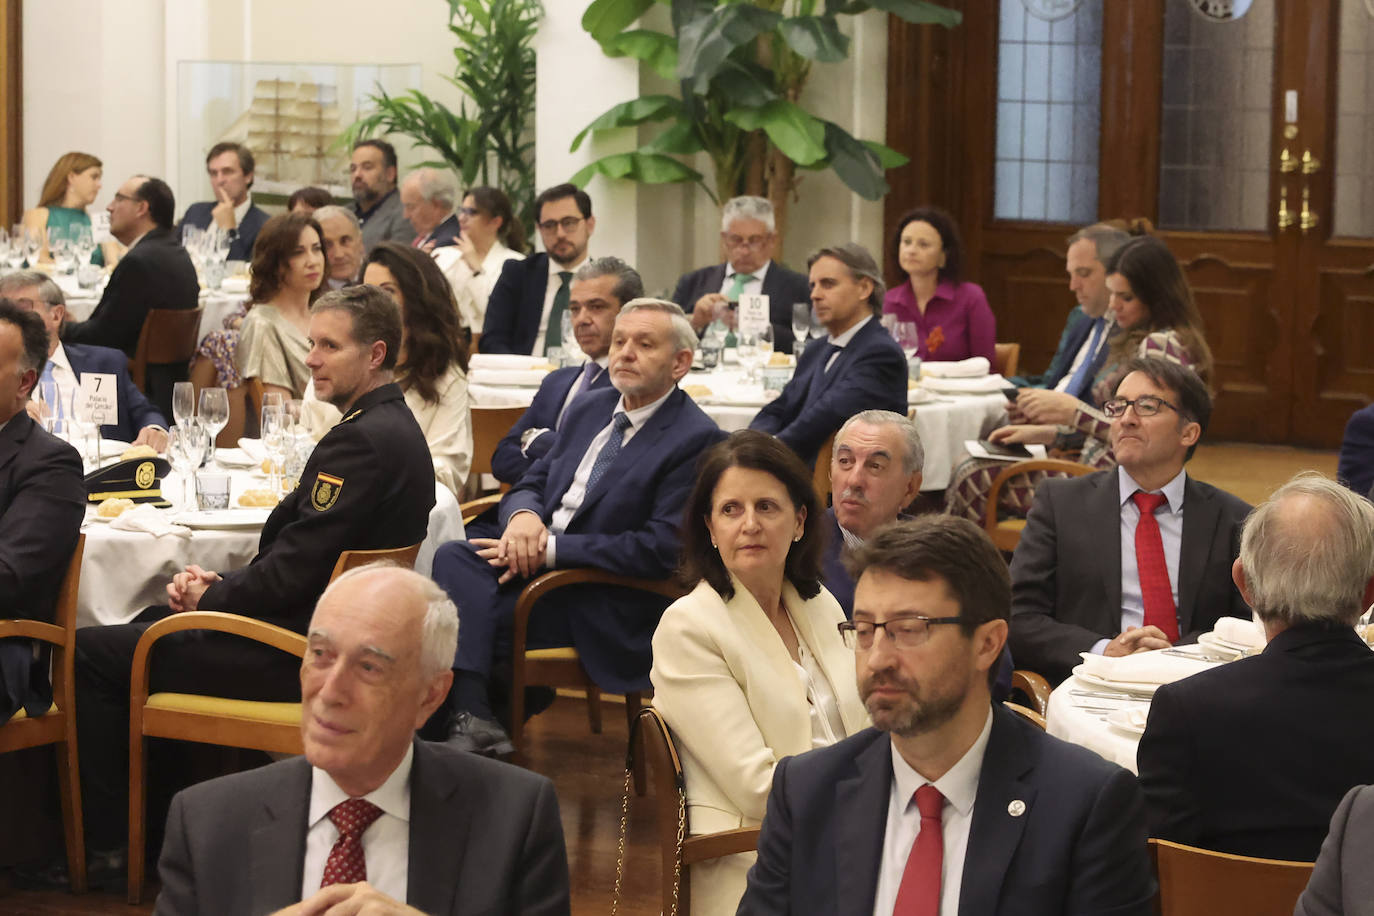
[
  {"left": 77, "top": 467, "right": 464, "bottom": 628},
  {"left": 1045, "top": 675, "right": 1149, "bottom": 775},
  {"left": 469, "top": 366, "right": 1008, "bottom": 491},
  {"left": 62, "top": 285, "right": 247, "bottom": 345}
]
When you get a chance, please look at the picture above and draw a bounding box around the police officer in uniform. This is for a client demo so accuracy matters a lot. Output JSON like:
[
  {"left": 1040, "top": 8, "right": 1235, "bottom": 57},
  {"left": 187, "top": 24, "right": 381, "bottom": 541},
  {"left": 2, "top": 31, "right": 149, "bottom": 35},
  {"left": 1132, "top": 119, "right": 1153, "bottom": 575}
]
[{"left": 62, "top": 285, "right": 436, "bottom": 888}]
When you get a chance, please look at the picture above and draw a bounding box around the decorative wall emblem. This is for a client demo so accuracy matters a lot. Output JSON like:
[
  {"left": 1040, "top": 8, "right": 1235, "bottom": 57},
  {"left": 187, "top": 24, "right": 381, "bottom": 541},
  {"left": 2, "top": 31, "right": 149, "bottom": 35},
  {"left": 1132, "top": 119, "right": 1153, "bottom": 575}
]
[
  {"left": 1188, "top": 0, "right": 1256, "bottom": 21},
  {"left": 1021, "top": 0, "right": 1082, "bottom": 22}
]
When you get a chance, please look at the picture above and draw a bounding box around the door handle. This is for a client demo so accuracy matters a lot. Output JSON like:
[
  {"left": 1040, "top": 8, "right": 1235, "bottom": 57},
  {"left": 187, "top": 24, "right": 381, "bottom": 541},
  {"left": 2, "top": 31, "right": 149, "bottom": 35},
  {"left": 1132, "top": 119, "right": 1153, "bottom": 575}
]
[
  {"left": 1279, "top": 147, "right": 1297, "bottom": 173},
  {"left": 1301, "top": 150, "right": 1321, "bottom": 175},
  {"left": 1278, "top": 186, "right": 1294, "bottom": 229},
  {"left": 1300, "top": 186, "right": 1319, "bottom": 234}
]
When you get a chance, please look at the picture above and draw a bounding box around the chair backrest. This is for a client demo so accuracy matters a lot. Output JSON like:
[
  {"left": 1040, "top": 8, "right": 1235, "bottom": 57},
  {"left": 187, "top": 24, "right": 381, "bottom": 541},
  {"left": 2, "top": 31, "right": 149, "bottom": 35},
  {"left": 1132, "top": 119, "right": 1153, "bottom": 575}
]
[
  {"left": 329, "top": 542, "right": 423, "bottom": 582},
  {"left": 1150, "top": 838, "right": 1315, "bottom": 916},
  {"left": 1004, "top": 701, "right": 1046, "bottom": 730},
  {"left": 1010, "top": 669, "right": 1052, "bottom": 716},
  {"left": 994, "top": 342, "right": 1020, "bottom": 378},
  {"left": 130, "top": 308, "right": 204, "bottom": 390},
  {"left": 813, "top": 431, "right": 836, "bottom": 506},
  {"left": 984, "top": 458, "right": 1096, "bottom": 552},
  {"left": 470, "top": 405, "right": 528, "bottom": 480}
]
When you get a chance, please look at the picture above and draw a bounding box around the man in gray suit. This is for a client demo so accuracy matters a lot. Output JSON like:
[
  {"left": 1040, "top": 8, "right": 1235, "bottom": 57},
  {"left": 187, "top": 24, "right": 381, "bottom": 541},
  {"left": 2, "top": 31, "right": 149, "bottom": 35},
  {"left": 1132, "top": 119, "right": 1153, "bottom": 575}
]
[
  {"left": 155, "top": 565, "right": 570, "bottom": 915},
  {"left": 1297, "top": 784, "right": 1374, "bottom": 915}
]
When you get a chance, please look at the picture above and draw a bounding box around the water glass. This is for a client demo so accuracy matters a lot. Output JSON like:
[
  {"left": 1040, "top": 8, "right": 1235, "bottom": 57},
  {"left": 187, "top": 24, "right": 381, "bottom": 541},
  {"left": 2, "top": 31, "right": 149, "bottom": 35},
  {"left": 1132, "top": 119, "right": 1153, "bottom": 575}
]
[
  {"left": 172, "top": 381, "right": 196, "bottom": 428},
  {"left": 169, "top": 422, "right": 208, "bottom": 508},
  {"left": 737, "top": 333, "right": 763, "bottom": 383},
  {"left": 261, "top": 405, "right": 287, "bottom": 493},
  {"left": 198, "top": 387, "right": 230, "bottom": 461},
  {"left": 195, "top": 472, "right": 232, "bottom": 510}
]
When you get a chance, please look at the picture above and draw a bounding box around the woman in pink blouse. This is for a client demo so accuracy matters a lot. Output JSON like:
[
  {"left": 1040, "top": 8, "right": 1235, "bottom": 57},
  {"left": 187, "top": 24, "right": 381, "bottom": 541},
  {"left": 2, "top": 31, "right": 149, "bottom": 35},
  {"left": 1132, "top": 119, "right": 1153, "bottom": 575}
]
[{"left": 884, "top": 206, "right": 996, "bottom": 362}]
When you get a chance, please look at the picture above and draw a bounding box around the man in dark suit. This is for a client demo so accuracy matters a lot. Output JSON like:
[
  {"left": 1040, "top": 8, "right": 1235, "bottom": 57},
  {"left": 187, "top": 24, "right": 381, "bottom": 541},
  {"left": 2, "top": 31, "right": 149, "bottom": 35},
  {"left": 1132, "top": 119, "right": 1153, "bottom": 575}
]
[
  {"left": 2, "top": 272, "right": 168, "bottom": 447},
  {"left": 352, "top": 139, "right": 415, "bottom": 252},
  {"left": 750, "top": 243, "right": 907, "bottom": 468},
  {"left": 155, "top": 564, "right": 569, "bottom": 915},
  {"left": 1337, "top": 403, "right": 1374, "bottom": 499},
  {"left": 400, "top": 168, "right": 461, "bottom": 251},
  {"left": 1138, "top": 473, "right": 1374, "bottom": 861},
  {"left": 435, "top": 300, "right": 726, "bottom": 756},
  {"left": 316, "top": 206, "right": 365, "bottom": 291},
  {"left": 0, "top": 301, "right": 85, "bottom": 722},
  {"left": 70, "top": 286, "right": 437, "bottom": 886},
  {"left": 1009, "top": 357, "right": 1252, "bottom": 684},
  {"left": 673, "top": 195, "right": 810, "bottom": 353},
  {"left": 480, "top": 183, "right": 594, "bottom": 356},
  {"left": 62, "top": 174, "right": 199, "bottom": 417},
  {"left": 176, "top": 141, "right": 270, "bottom": 262},
  {"left": 491, "top": 257, "right": 641, "bottom": 487},
  {"left": 738, "top": 517, "right": 1155, "bottom": 915}
]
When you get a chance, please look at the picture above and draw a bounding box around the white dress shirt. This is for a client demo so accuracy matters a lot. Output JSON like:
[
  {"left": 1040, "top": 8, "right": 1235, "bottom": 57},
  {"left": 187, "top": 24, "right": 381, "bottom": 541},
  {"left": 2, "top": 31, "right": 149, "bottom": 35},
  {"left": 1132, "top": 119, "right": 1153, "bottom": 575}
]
[
  {"left": 45, "top": 343, "right": 79, "bottom": 431},
  {"left": 1087, "top": 466, "right": 1188, "bottom": 655},
  {"left": 434, "top": 241, "right": 524, "bottom": 331},
  {"left": 532, "top": 252, "right": 589, "bottom": 356},
  {"left": 231, "top": 194, "right": 252, "bottom": 229},
  {"left": 872, "top": 709, "right": 993, "bottom": 916},
  {"left": 717, "top": 259, "right": 772, "bottom": 299},
  {"left": 1052, "top": 315, "right": 1115, "bottom": 393},
  {"left": 302, "top": 743, "right": 412, "bottom": 903},
  {"left": 825, "top": 313, "right": 873, "bottom": 372},
  {"left": 789, "top": 631, "right": 846, "bottom": 748}
]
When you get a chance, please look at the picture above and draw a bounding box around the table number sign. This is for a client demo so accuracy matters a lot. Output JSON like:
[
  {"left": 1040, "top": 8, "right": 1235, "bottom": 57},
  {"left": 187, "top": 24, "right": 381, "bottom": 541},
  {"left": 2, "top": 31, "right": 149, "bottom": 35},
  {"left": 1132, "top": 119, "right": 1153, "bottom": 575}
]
[
  {"left": 76, "top": 372, "right": 119, "bottom": 427},
  {"left": 737, "top": 294, "right": 771, "bottom": 337}
]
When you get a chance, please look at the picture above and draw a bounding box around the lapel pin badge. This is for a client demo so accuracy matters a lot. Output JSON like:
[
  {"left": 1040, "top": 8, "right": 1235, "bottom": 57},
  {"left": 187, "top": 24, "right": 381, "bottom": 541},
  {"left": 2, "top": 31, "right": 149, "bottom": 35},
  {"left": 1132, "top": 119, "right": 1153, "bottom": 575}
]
[{"left": 1007, "top": 800, "right": 1026, "bottom": 817}]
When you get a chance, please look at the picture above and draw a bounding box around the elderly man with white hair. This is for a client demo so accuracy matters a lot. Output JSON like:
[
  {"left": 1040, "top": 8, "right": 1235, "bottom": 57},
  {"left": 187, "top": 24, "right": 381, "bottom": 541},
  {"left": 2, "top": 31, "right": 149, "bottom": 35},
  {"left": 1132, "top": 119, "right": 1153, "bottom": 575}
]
[
  {"left": 673, "top": 195, "right": 810, "bottom": 352},
  {"left": 1138, "top": 472, "right": 1374, "bottom": 862},
  {"left": 154, "top": 564, "right": 570, "bottom": 915},
  {"left": 400, "top": 167, "right": 461, "bottom": 252}
]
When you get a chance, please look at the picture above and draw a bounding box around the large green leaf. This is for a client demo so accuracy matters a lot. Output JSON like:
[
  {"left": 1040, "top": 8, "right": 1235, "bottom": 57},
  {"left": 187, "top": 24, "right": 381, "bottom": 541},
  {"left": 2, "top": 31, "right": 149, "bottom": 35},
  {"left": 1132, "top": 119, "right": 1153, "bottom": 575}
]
[
  {"left": 712, "top": 60, "right": 780, "bottom": 108},
  {"left": 777, "top": 15, "right": 850, "bottom": 62},
  {"left": 862, "top": 139, "right": 910, "bottom": 168},
  {"left": 819, "top": 122, "right": 888, "bottom": 200},
  {"left": 569, "top": 151, "right": 707, "bottom": 189},
  {"left": 671, "top": 0, "right": 716, "bottom": 33},
  {"left": 582, "top": 0, "right": 655, "bottom": 46},
  {"left": 678, "top": 5, "right": 782, "bottom": 92},
  {"left": 642, "top": 120, "right": 705, "bottom": 155},
  {"left": 605, "top": 29, "right": 679, "bottom": 80},
  {"left": 725, "top": 100, "right": 827, "bottom": 166},
  {"left": 570, "top": 95, "right": 685, "bottom": 151},
  {"left": 864, "top": 0, "right": 961, "bottom": 27}
]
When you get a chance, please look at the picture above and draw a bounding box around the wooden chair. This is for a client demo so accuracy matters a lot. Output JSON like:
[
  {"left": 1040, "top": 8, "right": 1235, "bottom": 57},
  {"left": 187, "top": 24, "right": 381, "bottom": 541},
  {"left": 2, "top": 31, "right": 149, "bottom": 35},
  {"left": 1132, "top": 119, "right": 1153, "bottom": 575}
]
[
  {"left": 813, "top": 431, "right": 836, "bottom": 506},
  {"left": 983, "top": 458, "right": 1095, "bottom": 552},
  {"left": 1150, "top": 837, "right": 1315, "bottom": 916},
  {"left": 189, "top": 357, "right": 248, "bottom": 446},
  {"left": 469, "top": 405, "right": 528, "bottom": 496},
  {"left": 509, "top": 568, "right": 689, "bottom": 766},
  {"left": 128, "top": 307, "right": 203, "bottom": 392},
  {"left": 1010, "top": 669, "right": 1052, "bottom": 717},
  {"left": 460, "top": 493, "right": 502, "bottom": 525},
  {"left": 126, "top": 542, "right": 422, "bottom": 902},
  {"left": 993, "top": 342, "right": 1020, "bottom": 379},
  {"left": 1004, "top": 702, "right": 1047, "bottom": 730},
  {"left": 0, "top": 535, "right": 87, "bottom": 893},
  {"left": 632, "top": 706, "right": 760, "bottom": 916}
]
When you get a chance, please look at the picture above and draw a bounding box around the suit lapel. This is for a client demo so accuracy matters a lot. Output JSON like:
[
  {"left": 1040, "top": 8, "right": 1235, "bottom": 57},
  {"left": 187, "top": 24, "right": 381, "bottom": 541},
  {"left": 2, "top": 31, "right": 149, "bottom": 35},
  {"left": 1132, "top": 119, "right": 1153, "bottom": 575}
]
[
  {"left": 1092, "top": 471, "right": 1124, "bottom": 628},
  {"left": 407, "top": 741, "right": 465, "bottom": 914},
  {"left": 1176, "top": 476, "right": 1218, "bottom": 635},
  {"left": 250, "top": 759, "right": 312, "bottom": 913},
  {"left": 835, "top": 734, "right": 894, "bottom": 915},
  {"left": 958, "top": 709, "right": 1036, "bottom": 916},
  {"left": 573, "top": 390, "right": 682, "bottom": 520},
  {"left": 542, "top": 392, "right": 614, "bottom": 515},
  {"left": 0, "top": 412, "right": 33, "bottom": 477}
]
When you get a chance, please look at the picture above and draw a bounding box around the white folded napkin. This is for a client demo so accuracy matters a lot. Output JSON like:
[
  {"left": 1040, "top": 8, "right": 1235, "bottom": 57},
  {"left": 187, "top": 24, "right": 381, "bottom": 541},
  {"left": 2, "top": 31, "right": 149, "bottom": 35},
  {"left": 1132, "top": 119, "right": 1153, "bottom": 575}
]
[
  {"left": 1077, "top": 648, "right": 1212, "bottom": 685},
  {"left": 920, "top": 356, "right": 990, "bottom": 378},
  {"left": 919, "top": 373, "right": 1010, "bottom": 394},
  {"left": 237, "top": 438, "right": 266, "bottom": 463},
  {"left": 109, "top": 504, "right": 192, "bottom": 538},
  {"left": 469, "top": 354, "right": 555, "bottom": 371},
  {"left": 213, "top": 447, "right": 258, "bottom": 468},
  {"left": 1212, "top": 616, "right": 1265, "bottom": 648},
  {"left": 469, "top": 368, "right": 553, "bottom": 387},
  {"left": 220, "top": 276, "right": 250, "bottom": 294}
]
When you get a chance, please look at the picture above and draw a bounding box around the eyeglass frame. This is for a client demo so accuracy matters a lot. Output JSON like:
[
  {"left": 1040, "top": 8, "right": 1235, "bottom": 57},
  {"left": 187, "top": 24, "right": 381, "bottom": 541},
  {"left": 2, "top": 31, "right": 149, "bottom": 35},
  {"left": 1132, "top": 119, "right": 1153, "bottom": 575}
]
[
  {"left": 458, "top": 206, "right": 484, "bottom": 219},
  {"left": 720, "top": 232, "right": 773, "bottom": 250},
  {"left": 537, "top": 215, "right": 585, "bottom": 234},
  {"left": 837, "top": 614, "right": 967, "bottom": 651},
  {"left": 1102, "top": 395, "right": 1182, "bottom": 419}
]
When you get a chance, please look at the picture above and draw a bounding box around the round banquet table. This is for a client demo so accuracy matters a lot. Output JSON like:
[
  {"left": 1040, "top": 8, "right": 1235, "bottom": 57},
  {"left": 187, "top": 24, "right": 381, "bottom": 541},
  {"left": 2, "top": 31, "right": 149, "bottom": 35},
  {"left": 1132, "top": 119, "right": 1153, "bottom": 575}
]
[
  {"left": 1045, "top": 674, "right": 1150, "bottom": 775},
  {"left": 470, "top": 365, "right": 1009, "bottom": 492},
  {"left": 76, "top": 464, "right": 464, "bottom": 629}
]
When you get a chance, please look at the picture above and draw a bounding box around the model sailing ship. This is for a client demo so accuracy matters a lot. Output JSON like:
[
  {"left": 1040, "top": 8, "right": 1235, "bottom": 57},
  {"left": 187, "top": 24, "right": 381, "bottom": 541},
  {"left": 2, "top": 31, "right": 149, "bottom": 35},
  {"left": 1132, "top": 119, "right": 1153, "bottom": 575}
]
[{"left": 215, "top": 78, "right": 350, "bottom": 195}]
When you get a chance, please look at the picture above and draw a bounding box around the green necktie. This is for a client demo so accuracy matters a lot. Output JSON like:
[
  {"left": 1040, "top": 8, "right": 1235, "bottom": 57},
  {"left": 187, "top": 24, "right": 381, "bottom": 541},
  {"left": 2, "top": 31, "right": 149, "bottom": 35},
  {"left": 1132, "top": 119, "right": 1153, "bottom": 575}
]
[
  {"left": 727, "top": 272, "right": 755, "bottom": 301},
  {"left": 545, "top": 271, "right": 574, "bottom": 355}
]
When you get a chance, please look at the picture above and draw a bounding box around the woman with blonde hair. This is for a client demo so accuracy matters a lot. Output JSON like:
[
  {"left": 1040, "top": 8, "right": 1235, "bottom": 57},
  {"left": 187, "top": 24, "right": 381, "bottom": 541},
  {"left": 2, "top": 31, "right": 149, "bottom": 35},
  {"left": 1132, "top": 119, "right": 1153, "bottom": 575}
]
[{"left": 22, "top": 151, "right": 117, "bottom": 266}]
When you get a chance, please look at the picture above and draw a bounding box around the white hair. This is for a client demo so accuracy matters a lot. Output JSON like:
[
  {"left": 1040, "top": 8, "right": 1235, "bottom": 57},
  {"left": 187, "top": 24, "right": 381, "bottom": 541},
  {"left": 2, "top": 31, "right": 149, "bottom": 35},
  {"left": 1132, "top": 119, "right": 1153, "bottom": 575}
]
[
  {"left": 319, "top": 563, "right": 458, "bottom": 677},
  {"left": 619, "top": 298, "right": 699, "bottom": 354},
  {"left": 721, "top": 196, "right": 775, "bottom": 233},
  {"left": 404, "top": 168, "right": 458, "bottom": 211},
  {"left": 313, "top": 205, "right": 361, "bottom": 232},
  {"left": 835, "top": 410, "right": 925, "bottom": 475},
  {"left": 1239, "top": 472, "right": 1374, "bottom": 629}
]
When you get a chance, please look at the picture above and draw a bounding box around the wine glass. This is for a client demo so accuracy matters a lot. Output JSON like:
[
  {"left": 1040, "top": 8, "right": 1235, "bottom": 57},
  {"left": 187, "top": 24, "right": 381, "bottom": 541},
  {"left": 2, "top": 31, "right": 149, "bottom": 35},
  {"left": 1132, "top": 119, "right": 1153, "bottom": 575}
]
[
  {"left": 736, "top": 332, "right": 763, "bottom": 383},
  {"left": 168, "top": 421, "right": 208, "bottom": 508},
  {"left": 892, "top": 321, "right": 921, "bottom": 360},
  {"left": 5, "top": 226, "right": 25, "bottom": 271},
  {"left": 261, "top": 405, "right": 287, "bottom": 494},
  {"left": 73, "top": 225, "right": 96, "bottom": 266},
  {"left": 791, "top": 302, "right": 812, "bottom": 357},
  {"left": 22, "top": 227, "right": 41, "bottom": 267},
  {"left": 198, "top": 387, "right": 230, "bottom": 462},
  {"left": 35, "top": 378, "right": 62, "bottom": 435},
  {"left": 172, "top": 381, "right": 196, "bottom": 428}
]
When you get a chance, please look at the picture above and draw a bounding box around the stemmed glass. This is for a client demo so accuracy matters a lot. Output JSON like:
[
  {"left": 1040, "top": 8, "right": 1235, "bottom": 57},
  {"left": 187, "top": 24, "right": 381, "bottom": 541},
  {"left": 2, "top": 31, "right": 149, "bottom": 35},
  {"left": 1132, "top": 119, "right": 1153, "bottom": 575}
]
[
  {"left": 6, "top": 226, "right": 26, "bottom": 271},
  {"left": 891, "top": 320, "right": 921, "bottom": 361},
  {"left": 35, "top": 378, "right": 62, "bottom": 435},
  {"left": 261, "top": 405, "right": 287, "bottom": 494},
  {"left": 22, "top": 226, "right": 41, "bottom": 267},
  {"left": 172, "top": 381, "right": 196, "bottom": 428},
  {"left": 791, "top": 302, "right": 812, "bottom": 359},
  {"left": 737, "top": 332, "right": 765, "bottom": 383},
  {"left": 168, "top": 421, "right": 208, "bottom": 509},
  {"left": 48, "top": 226, "right": 75, "bottom": 274},
  {"left": 198, "top": 387, "right": 229, "bottom": 463}
]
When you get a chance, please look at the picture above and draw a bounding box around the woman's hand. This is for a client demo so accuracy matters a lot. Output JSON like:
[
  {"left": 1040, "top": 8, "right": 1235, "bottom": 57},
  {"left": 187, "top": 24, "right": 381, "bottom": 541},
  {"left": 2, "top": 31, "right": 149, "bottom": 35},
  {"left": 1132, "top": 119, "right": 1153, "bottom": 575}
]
[
  {"left": 988, "top": 424, "right": 1057, "bottom": 446},
  {"left": 1015, "top": 389, "right": 1080, "bottom": 425}
]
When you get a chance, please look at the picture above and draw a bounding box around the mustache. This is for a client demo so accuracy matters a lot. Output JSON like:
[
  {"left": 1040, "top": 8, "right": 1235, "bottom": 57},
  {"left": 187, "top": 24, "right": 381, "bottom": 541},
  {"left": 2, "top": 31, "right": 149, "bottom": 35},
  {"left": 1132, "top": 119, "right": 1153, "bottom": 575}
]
[
  {"left": 839, "top": 488, "right": 867, "bottom": 503},
  {"left": 862, "top": 671, "right": 916, "bottom": 696}
]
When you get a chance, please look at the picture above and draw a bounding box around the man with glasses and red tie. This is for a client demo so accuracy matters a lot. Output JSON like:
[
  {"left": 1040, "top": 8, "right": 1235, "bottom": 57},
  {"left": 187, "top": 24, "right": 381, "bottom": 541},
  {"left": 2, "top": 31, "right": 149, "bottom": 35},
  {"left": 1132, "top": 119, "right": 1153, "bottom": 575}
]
[
  {"left": 673, "top": 195, "right": 810, "bottom": 353},
  {"left": 737, "top": 517, "right": 1155, "bottom": 916},
  {"left": 1007, "top": 356, "right": 1252, "bottom": 685},
  {"left": 479, "top": 183, "right": 595, "bottom": 356}
]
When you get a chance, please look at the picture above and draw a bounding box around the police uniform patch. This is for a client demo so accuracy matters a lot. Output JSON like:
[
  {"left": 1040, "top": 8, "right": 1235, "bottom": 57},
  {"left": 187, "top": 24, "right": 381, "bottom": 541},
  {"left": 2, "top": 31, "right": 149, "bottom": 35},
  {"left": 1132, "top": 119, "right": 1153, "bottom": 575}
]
[
  {"left": 135, "top": 461, "right": 156, "bottom": 490},
  {"left": 312, "top": 472, "right": 345, "bottom": 511}
]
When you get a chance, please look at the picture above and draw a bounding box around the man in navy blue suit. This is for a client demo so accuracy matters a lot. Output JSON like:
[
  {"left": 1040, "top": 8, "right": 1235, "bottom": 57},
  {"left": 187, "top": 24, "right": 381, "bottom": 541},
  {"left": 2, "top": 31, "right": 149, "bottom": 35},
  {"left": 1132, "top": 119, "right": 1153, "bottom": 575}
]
[
  {"left": 738, "top": 517, "right": 1155, "bottom": 916},
  {"left": 434, "top": 300, "right": 726, "bottom": 756},
  {"left": 480, "top": 183, "right": 595, "bottom": 356},
  {"left": 176, "top": 142, "right": 269, "bottom": 262},
  {"left": 491, "top": 256, "right": 641, "bottom": 487},
  {"left": 750, "top": 243, "right": 907, "bottom": 468},
  {"left": 1338, "top": 403, "right": 1374, "bottom": 499},
  {"left": 400, "top": 168, "right": 462, "bottom": 251},
  {"left": 1, "top": 272, "right": 168, "bottom": 448}
]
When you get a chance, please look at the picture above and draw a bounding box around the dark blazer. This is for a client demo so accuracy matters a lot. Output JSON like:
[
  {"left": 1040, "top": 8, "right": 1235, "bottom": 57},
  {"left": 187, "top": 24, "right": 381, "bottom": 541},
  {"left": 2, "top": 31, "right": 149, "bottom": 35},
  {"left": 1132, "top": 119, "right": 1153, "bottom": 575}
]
[
  {"left": 199, "top": 383, "right": 434, "bottom": 633},
  {"left": 1295, "top": 784, "right": 1374, "bottom": 916},
  {"left": 154, "top": 738, "right": 570, "bottom": 916},
  {"left": 1138, "top": 627, "right": 1374, "bottom": 861},
  {"left": 1338, "top": 404, "right": 1374, "bottom": 499},
  {"left": 63, "top": 342, "right": 167, "bottom": 441},
  {"left": 178, "top": 201, "right": 270, "bottom": 262},
  {"left": 672, "top": 261, "right": 811, "bottom": 352},
  {"left": 62, "top": 227, "right": 200, "bottom": 356},
  {"left": 491, "top": 363, "right": 613, "bottom": 485},
  {"left": 819, "top": 508, "right": 855, "bottom": 618},
  {"left": 1008, "top": 306, "right": 1087, "bottom": 388},
  {"left": 0, "top": 413, "right": 85, "bottom": 719},
  {"left": 1007, "top": 469, "right": 1251, "bottom": 684},
  {"left": 481, "top": 252, "right": 550, "bottom": 355},
  {"left": 422, "top": 214, "right": 462, "bottom": 250},
  {"left": 737, "top": 706, "right": 1156, "bottom": 915},
  {"left": 750, "top": 317, "right": 907, "bottom": 468}
]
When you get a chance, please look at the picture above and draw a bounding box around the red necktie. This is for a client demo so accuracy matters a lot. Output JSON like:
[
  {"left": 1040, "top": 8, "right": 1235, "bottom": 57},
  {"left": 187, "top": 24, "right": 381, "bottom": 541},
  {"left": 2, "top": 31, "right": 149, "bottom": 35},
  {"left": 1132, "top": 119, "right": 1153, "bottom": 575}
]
[
  {"left": 320, "top": 798, "right": 383, "bottom": 887},
  {"left": 893, "top": 784, "right": 944, "bottom": 916},
  {"left": 1132, "top": 491, "right": 1179, "bottom": 642}
]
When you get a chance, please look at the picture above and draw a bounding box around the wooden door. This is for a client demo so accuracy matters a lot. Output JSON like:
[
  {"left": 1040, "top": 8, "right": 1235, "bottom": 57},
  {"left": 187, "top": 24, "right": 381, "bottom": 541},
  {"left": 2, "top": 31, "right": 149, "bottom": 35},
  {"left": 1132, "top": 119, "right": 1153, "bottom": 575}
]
[{"left": 885, "top": 0, "right": 1374, "bottom": 448}]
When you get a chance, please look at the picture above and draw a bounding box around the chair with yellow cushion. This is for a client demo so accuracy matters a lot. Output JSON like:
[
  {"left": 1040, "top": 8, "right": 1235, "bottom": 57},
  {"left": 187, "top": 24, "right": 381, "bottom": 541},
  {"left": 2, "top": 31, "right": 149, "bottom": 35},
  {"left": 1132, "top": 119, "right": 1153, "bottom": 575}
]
[
  {"left": 0, "top": 534, "right": 87, "bottom": 893},
  {"left": 983, "top": 458, "right": 1095, "bottom": 553}
]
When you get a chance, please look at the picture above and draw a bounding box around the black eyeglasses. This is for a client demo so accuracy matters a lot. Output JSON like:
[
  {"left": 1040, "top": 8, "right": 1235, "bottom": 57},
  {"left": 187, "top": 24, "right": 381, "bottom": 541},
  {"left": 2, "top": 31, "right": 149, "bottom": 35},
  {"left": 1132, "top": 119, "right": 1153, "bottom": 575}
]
[
  {"left": 1102, "top": 395, "right": 1180, "bottom": 418},
  {"left": 458, "top": 206, "right": 484, "bottom": 218},
  {"left": 537, "top": 216, "right": 584, "bottom": 234},
  {"left": 837, "top": 615, "right": 966, "bottom": 651}
]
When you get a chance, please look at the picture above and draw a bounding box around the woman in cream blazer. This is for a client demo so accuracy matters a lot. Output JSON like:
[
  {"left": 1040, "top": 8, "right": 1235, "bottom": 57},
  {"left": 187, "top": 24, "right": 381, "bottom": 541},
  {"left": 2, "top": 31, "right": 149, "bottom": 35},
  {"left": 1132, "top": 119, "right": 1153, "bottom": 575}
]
[{"left": 652, "top": 431, "right": 868, "bottom": 915}]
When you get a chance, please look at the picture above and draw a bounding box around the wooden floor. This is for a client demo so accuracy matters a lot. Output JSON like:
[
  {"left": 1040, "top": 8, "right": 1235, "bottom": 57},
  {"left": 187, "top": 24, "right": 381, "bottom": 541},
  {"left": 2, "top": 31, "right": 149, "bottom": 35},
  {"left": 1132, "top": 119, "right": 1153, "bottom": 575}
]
[{"left": 0, "top": 442, "right": 1343, "bottom": 915}]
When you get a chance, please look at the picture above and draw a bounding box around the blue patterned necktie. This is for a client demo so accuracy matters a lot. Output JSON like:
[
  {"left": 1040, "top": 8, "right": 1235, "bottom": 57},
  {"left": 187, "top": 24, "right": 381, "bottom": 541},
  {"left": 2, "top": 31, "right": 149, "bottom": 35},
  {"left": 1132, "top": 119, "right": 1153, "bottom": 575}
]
[
  {"left": 40, "top": 360, "right": 65, "bottom": 432},
  {"left": 574, "top": 361, "right": 601, "bottom": 396},
  {"left": 1064, "top": 317, "right": 1107, "bottom": 398},
  {"left": 586, "top": 412, "right": 633, "bottom": 492}
]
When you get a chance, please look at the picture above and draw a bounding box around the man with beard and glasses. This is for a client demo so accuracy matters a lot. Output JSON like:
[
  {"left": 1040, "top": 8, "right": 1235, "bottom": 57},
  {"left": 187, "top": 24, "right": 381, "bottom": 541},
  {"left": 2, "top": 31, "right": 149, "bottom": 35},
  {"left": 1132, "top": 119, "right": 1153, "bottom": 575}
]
[
  {"left": 737, "top": 516, "right": 1154, "bottom": 916},
  {"left": 351, "top": 139, "right": 414, "bottom": 252}
]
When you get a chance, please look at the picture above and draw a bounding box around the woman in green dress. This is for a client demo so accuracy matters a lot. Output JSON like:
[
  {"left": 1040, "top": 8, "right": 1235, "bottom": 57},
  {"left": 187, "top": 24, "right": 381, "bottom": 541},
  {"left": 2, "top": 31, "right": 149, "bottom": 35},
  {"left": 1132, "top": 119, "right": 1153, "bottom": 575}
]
[{"left": 22, "top": 151, "right": 116, "bottom": 267}]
